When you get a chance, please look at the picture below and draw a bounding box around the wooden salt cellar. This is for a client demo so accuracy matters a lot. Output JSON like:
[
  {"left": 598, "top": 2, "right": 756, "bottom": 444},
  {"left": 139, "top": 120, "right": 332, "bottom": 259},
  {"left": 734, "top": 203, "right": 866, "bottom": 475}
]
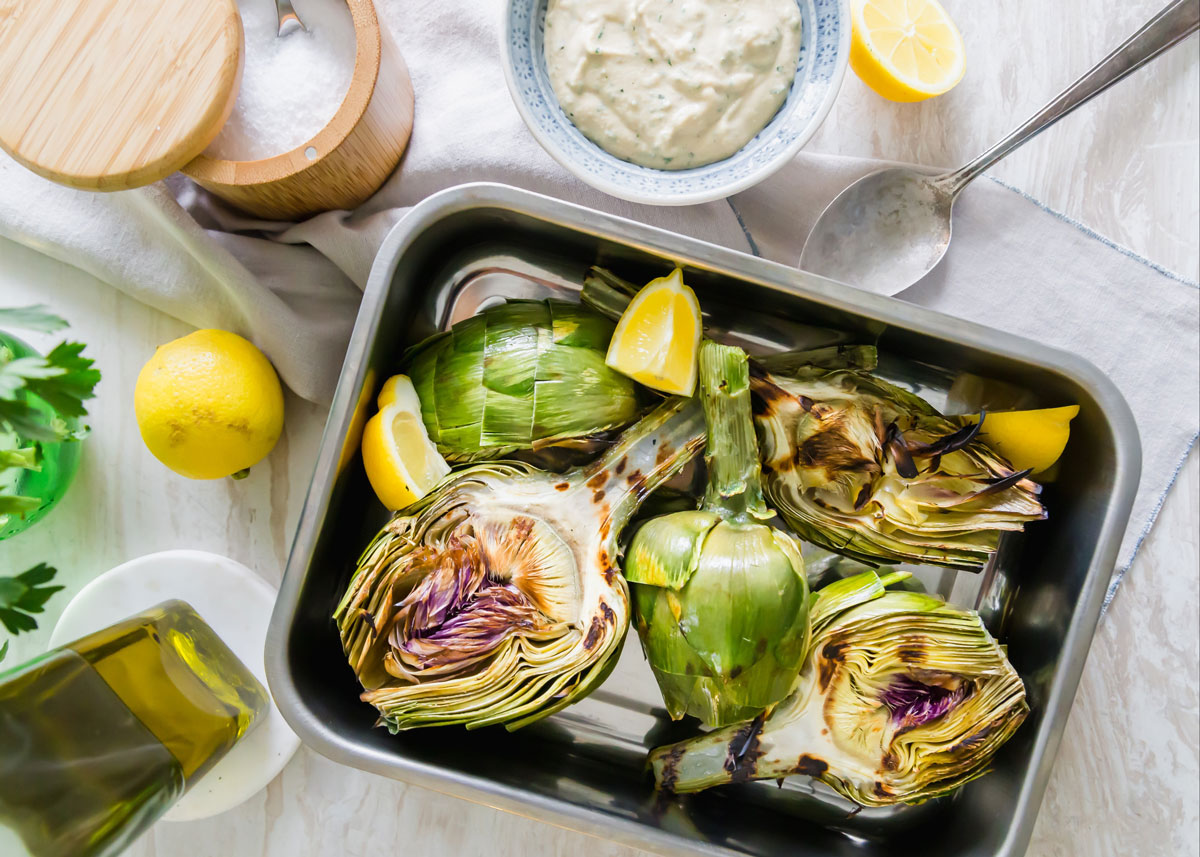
[{"left": 183, "top": 0, "right": 414, "bottom": 220}]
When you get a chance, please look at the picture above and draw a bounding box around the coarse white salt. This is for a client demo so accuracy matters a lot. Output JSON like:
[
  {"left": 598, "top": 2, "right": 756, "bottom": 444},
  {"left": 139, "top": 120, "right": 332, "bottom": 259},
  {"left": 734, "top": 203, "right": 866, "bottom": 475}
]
[{"left": 204, "top": 0, "right": 356, "bottom": 162}]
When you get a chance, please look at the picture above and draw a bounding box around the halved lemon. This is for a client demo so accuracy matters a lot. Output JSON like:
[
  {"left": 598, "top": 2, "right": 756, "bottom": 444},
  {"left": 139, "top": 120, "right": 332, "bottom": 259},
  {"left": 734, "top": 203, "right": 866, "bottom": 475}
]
[
  {"left": 850, "top": 0, "right": 966, "bottom": 102},
  {"left": 964, "top": 405, "right": 1079, "bottom": 476},
  {"left": 605, "top": 268, "right": 702, "bottom": 396},
  {"left": 361, "top": 374, "right": 450, "bottom": 510}
]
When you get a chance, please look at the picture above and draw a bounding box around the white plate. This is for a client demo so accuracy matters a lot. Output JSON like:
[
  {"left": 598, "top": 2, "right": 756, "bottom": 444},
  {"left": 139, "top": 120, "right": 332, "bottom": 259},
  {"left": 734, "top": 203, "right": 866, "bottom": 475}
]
[{"left": 50, "top": 549, "right": 300, "bottom": 822}]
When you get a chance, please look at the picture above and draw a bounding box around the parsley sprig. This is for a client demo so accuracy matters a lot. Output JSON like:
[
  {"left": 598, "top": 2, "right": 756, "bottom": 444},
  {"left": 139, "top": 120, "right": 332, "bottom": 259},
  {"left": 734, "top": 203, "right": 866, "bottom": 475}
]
[
  {"left": 0, "top": 563, "right": 64, "bottom": 661},
  {"left": 0, "top": 563, "right": 63, "bottom": 635},
  {"left": 0, "top": 306, "right": 98, "bottom": 659},
  {"left": 0, "top": 306, "right": 100, "bottom": 443},
  {"left": 1, "top": 306, "right": 99, "bottom": 517}
]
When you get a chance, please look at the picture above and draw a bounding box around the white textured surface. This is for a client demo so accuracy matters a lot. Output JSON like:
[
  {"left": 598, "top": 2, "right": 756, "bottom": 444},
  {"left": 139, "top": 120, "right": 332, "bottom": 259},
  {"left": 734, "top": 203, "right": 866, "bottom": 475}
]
[
  {"left": 46, "top": 549, "right": 300, "bottom": 822},
  {"left": 0, "top": 0, "right": 1196, "bottom": 854}
]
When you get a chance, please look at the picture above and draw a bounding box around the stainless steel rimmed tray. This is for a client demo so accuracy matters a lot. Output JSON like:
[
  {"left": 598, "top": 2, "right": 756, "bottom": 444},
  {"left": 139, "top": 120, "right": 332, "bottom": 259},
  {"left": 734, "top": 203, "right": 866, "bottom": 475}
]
[{"left": 266, "top": 183, "right": 1140, "bottom": 857}]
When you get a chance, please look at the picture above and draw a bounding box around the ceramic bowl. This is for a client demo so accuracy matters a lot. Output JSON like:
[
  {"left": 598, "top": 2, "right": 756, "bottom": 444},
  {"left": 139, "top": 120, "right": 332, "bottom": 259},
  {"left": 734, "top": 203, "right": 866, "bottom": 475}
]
[{"left": 501, "top": 0, "right": 850, "bottom": 206}]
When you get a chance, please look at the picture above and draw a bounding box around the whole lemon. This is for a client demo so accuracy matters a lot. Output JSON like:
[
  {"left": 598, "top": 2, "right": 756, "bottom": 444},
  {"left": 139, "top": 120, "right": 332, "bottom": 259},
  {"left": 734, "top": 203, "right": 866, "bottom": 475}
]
[{"left": 135, "top": 330, "right": 285, "bottom": 479}]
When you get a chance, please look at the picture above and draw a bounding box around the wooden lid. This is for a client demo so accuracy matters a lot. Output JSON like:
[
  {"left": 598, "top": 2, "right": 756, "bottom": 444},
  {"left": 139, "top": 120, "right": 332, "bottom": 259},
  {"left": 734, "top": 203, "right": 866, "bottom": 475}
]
[{"left": 0, "top": 0, "right": 242, "bottom": 190}]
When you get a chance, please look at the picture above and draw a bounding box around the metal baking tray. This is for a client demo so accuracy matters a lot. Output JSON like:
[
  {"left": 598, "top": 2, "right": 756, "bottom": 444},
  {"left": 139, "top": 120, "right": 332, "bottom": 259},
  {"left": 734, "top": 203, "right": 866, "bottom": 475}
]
[{"left": 265, "top": 183, "right": 1140, "bottom": 857}]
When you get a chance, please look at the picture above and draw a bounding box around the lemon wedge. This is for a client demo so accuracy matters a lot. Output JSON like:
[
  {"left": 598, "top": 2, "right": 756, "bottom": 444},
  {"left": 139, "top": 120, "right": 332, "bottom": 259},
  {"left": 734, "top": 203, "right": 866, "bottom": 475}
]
[
  {"left": 361, "top": 374, "right": 451, "bottom": 511},
  {"left": 850, "top": 0, "right": 966, "bottom": 102},
  {"left": 965, "top": 406, "right": 1079, "bottom": 476},
  {"left": 605, "top": 268, "right": 703, "bottom": 396}
]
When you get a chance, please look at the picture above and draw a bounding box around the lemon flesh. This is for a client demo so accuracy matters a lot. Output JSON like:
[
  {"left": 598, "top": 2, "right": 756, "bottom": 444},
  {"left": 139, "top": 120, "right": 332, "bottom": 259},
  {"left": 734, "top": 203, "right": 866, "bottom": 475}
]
[
  {"left": 965, "top": 406, "right": 1079, "bottom": 476},
  {"left": 377, "top": 373, "right": 422, "bottom": 411},
  {"left": 361, "top": 375, "right": 450, "bottom": 511},
  {"left": 850, "top": 0, "right": 965, "bottom": 102},
  {"left": 605, "top": 268, "right": 703, "bottom": 396},
  {"left": 134, "top": 330, "right": 285, "bottom": 480}
]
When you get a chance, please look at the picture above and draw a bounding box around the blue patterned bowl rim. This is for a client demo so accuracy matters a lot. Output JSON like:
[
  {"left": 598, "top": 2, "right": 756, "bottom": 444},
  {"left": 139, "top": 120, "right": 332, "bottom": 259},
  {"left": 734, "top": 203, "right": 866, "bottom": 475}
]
[{"left": 501, "top": 0, "right": 850, "bottom": 206}]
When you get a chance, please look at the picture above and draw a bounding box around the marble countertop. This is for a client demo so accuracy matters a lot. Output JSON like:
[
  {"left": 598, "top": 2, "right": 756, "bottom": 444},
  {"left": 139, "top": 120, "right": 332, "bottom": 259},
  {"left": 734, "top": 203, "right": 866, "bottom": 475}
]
[{"left": 1, "top": 1, "right": 1196, "bottom": 855}]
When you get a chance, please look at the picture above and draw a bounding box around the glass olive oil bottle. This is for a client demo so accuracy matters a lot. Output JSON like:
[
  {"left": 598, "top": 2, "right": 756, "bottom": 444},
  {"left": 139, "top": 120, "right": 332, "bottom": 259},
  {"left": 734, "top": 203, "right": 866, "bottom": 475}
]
[{"left": 0, "top": 600, "right": 268, "bottom": 857}]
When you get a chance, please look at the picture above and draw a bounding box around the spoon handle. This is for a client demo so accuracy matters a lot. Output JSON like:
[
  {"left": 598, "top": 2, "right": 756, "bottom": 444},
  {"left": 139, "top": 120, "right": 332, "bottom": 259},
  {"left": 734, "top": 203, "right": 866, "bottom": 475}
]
[
  {"left": 275, "top": 0, "right": 307, "bottom": 37},
  {"left": 936, "top": 0, "right": 1199, "bottom": 197}
]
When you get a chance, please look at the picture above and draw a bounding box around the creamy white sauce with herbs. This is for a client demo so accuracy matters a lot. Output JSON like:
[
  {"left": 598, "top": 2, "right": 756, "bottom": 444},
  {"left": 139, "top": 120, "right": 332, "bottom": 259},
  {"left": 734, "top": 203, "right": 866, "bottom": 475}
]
[{"left": 544, "top": 0, "right": 802, "bottom": 170}]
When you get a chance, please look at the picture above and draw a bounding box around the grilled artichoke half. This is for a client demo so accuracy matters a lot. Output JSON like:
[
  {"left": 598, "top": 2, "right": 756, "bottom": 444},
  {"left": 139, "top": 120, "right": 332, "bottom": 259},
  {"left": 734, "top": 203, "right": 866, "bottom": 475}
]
[
  {"left": 625, "top": 342, "right": 810, "bottom": 727},
  {"left": 335, "top": 398, "right": 705, "bottom": 731},
  {"left": 648, "top": 570, "right": 1029, "bottom": 805},
  {"left": 751, "top": 357, "right": 1046, "bottom": 569},
  {"left": 404, "top": 300, "right": 641, "bottom": 462},
  {"left": 580, "top": 268, "right": 1046, "bottom": 570}
]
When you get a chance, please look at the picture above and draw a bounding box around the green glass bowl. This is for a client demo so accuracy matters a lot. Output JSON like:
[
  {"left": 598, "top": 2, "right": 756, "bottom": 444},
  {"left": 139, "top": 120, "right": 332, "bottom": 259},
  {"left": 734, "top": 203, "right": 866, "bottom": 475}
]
[{"left": 0, "top": 332, "right": 83, "bottom": 541}]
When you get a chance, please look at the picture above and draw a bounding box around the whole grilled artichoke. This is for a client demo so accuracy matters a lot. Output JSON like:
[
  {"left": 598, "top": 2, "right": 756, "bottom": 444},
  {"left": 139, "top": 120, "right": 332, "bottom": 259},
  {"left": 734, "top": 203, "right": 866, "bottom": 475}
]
[
  {"left": 404, "top": 300, "right": 641, "bottom": 462},
  {"left": 625, "top": 342, "right": 810, "bottom": 727}
]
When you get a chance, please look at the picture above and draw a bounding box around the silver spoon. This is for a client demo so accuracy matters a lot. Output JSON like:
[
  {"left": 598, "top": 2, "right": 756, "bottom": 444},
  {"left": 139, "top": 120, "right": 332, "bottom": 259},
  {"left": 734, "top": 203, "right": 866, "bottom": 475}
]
[
  {"left": 274, "top": 0, "right": 307, "bottom": 37},
  {"left": 799, "top": 0, "right": 1200, "bottom": 296}
]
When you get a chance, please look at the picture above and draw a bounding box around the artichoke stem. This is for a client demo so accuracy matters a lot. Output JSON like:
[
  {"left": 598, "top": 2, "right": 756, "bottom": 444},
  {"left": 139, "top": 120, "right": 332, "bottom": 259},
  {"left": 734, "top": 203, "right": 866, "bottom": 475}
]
[
  {"left": 698, "top": 341, "right": 769, "bottom": 524},
  {"left": 581, "top": 268, "right": 639, "bottom": 320},
  {"left": 577, "top": 397, "right": 705, "bottom": 540},
  {"left": 650, "top": 721, "right": 746, "bottom": 793},
  {"left": 581, "top": 269, "right": 637, "bottom": 324}
]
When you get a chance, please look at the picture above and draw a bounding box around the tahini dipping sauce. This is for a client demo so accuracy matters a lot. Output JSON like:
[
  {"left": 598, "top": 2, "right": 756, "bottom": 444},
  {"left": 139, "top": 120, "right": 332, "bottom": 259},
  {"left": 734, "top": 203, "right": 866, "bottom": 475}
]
[{"left": 544, "top": 0, "right": 802, "bottom": 170}]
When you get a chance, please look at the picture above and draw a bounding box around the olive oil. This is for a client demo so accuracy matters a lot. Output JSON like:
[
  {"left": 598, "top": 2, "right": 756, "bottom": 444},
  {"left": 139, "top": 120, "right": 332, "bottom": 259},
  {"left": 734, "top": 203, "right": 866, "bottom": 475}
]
[{"left": 0, "top": 601, "right": 268, "bottom": 857}]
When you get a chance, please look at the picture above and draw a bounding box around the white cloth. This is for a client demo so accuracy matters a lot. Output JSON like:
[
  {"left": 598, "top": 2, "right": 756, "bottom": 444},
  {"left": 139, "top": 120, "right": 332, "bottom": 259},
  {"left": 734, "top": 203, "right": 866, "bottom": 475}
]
[{"left": 0, "top": 0, "right": 1195, "bottom": 601}]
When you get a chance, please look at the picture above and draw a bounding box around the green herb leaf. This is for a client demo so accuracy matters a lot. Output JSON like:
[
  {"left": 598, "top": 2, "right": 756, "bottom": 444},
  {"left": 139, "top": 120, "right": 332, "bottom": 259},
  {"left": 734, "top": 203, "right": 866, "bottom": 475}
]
[
  {"left": 16, "top": 563, "right": 57, "bottom": 586},
  {"left": 0, "top": 607, "right": 38, "bottom": 635},
  {"left": 0, "top": 306, "right": 69, "bottom": 334},
  {"left": 0, "top": 447, "right": 39, "bottom": 470},
  {"left": 19, "top": 342, "right": 101, "bottom": 419},
  {"left": 0, "top": 578, "right": 22, "bottom": 604},
  {"left": 0, "top": 495, "right": 40, "bottom": 515},
  {"left": 0, "top": 563, "right": 63, "bottom": 636},
  {"left": 0, "top": 639, "right": 8, "bottom": 662},
  {"left": 1, "top": 311, "right": 98, "bottom": 522},
  {"left": 0, "top": 400, "right": 62, "bottom": 442},
  {"left": 0, "top": 335, "right": 100, "bottom": 441},
  {"left": 0, "top": 355, "right": 65, "bottom": 399}
]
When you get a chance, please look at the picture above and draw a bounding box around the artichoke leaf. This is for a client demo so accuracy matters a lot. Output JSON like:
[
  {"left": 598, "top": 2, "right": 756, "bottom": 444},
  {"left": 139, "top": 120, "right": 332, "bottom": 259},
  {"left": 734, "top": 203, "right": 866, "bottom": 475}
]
[
  {"left": 433, "top": 335, "right": 485, "bottom": 450},
  {"left": 624, "top": 511, "right": 718, "bottom": 590},
  {"left": 550, "top": 300, "right": 620, "bottom": 349},
  {"left": 673, "top": 522, "right": 807, "bottom": 681}
]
